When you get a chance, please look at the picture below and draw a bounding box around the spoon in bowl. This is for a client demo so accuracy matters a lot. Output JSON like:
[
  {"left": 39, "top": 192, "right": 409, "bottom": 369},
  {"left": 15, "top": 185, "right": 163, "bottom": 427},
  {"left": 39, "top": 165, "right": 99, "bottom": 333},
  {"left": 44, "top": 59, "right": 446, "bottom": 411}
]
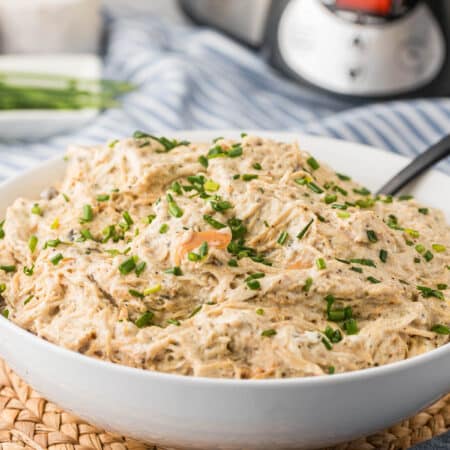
[{"left": 376, "top": 134, "right": 450, "bottom": 196}]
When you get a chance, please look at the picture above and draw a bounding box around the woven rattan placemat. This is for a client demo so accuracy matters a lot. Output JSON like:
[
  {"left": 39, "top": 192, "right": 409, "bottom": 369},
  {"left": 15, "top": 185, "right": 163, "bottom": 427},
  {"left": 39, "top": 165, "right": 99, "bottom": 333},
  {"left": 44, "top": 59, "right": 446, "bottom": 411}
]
[{"left": 0, "top": 359, "right": 448, "bottom": 450}]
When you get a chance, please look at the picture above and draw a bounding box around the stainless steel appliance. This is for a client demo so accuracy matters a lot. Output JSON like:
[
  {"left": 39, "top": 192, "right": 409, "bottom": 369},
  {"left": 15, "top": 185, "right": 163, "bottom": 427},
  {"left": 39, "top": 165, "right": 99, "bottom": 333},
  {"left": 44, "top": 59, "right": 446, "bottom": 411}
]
[{"left": 180, "top": 0, "right": 450, "bottom": 99}]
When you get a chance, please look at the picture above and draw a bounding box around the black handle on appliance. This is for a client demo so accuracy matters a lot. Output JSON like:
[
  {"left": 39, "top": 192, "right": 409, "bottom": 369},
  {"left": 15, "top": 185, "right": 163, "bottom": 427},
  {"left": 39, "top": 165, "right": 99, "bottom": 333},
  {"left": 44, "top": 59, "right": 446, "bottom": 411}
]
[{"left": 376, "top": 134, "right": 450, "bottom": 196}]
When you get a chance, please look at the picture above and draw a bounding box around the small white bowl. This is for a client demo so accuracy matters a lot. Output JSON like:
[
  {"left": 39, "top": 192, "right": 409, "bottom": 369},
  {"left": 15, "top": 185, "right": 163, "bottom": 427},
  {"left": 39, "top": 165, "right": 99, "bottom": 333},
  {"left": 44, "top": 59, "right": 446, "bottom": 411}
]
[
  {"left": 0, "top": 54, "right": 101, "bottom": 142},
  {"left": 0, "top": 131, "right": 449, "bottom": 449}
]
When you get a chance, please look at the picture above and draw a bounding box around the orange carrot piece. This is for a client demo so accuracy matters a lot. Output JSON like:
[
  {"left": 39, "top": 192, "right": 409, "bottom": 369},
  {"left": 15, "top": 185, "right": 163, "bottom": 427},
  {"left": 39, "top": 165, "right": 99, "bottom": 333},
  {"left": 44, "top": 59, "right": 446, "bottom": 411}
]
[{"left": 287, "top": 261, "right": 312, "bottom": 270}]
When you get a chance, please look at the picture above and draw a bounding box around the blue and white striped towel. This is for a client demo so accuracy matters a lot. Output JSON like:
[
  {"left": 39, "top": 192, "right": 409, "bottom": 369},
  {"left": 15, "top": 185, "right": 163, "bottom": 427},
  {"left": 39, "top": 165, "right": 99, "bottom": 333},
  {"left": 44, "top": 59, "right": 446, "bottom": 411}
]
[{"left": 0, "top": 8, "right": 449, "bottom": 182}]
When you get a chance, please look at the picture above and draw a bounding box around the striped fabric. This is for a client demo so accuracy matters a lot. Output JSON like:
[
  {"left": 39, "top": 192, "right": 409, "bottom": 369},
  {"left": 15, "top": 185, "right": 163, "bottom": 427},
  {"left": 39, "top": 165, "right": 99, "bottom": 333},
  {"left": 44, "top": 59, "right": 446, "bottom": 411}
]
[{"left": 0, "top": 10, "right": 449, "bottom": 182}]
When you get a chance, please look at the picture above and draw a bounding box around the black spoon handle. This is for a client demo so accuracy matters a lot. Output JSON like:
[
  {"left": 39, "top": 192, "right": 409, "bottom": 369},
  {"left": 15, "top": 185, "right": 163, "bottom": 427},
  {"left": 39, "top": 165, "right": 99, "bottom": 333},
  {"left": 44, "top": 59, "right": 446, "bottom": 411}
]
[{"left": 376, "top": 134, "right": 450, "bottom": 196}]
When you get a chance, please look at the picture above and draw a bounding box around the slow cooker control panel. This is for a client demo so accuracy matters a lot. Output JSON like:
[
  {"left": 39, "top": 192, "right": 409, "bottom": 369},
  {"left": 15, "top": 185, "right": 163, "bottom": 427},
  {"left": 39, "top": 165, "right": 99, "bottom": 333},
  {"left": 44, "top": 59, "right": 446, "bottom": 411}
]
[{"left": 277, "top": 0, "right": 445, "bottom": 96}]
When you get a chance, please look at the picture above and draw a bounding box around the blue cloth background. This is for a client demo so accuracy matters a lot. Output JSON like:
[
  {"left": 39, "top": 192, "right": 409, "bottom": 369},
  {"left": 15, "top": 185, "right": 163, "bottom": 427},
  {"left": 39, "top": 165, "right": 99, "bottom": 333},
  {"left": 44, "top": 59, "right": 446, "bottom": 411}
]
[{"left": 0, "top": 6, "right": 449, "bottom": 449}]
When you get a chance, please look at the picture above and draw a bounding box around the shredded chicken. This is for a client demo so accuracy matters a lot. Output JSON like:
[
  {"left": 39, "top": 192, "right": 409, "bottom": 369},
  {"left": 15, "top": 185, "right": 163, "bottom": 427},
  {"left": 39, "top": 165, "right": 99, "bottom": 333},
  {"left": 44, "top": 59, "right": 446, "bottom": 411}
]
[{"left": 0, "top": 134, "right": 449, "bottom": 378}]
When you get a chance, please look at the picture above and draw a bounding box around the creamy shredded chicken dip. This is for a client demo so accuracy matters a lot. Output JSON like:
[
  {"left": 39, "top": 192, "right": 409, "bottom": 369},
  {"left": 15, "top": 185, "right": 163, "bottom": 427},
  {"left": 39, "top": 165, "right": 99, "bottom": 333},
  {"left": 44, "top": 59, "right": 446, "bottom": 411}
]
[{"left": 0, "top": 134, "right": 449, "bottom": 378}]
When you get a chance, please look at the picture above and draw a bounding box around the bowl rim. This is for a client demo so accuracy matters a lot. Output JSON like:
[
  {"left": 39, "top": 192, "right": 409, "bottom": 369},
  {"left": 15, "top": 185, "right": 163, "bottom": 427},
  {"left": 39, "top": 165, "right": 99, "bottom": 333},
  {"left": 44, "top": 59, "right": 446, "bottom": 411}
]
[{"left": 1, "top": 130, "right": 449, "bottom": 388}]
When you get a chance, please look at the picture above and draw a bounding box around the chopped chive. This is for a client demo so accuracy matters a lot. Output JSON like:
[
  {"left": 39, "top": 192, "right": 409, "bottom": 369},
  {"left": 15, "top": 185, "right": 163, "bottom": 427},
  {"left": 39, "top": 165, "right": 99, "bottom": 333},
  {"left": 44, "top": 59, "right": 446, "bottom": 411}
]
[
  {"left": 324, "top": 194, "right": 337, "bottom": 204},
  {"left": 336, "top": 258, "right": 350, "bottom": 264},
  {"left": 350, "top": 266, "right": 363, "bottom": 274},
  {"left": 399, "top": 194, "right": 413, "bottom": 201},
  {"left": 232, "top": 174, "right": 240, "bottom": 180},
  {"left": 28, "top": 235, "right": 38, "bottom": 253},
  {"left": 316, "top": 258, "right": 327, "bottom": 270},
  {"left": 50, "top": 253, "right": 63, "bottom": 266},
  {"left": 404, "top": 228, "right": 419, "bottom": 238},
  {"left": 303, "top": 277, "right": 313, "bottom": 292},
  {"left": 122, "top": 211, "right": 134, "bottom": 227},
  {"left": 228, "top": 259, "right": 238, "bottom": 267},
  {"left": 432, "top": 244, "right": 446, "bottom": 253},
  {"left": 80, "top": 229, "right": 95, "bottom": 242},
  {"left": 0, "top": 265, "right": 16, "bottom": 273},
  {"left": 367, "top": 230, "right": 378, "bottom": 243},
  {"left": 242, "top": 174, "right": 258, "bottom": 181},
  {"left": 321, "top": 337, "right": 332, "bottom": 350},
  {"left": 44, "top": 238, "right": 61, "bottom": 249},
  {"left": 417, "top": 285, "right": 444, "bottom": 300},
  {"left": 170, "top": 181, "right": 183, "bottom": 195},
  {"left": 144, "top": 214, "right": 156, "bottom": 225},
  {"left": 135, "top": 261, "right": 146, "bottom": 277},
  {"left": 62, "top": 193, "right": 70, "bottom": 202},
  {"left": 0, "top": 284, "right": 5, "bottom": 293},
  {"left": 423, "top": 250, "right": 434, "bottom": 262},
  {"left": 367, "top": 276, "right": 381, "bottom": 284},
  {"left": 431, "top": 324, "right": 450, "bottom": 334},
  {"left": 437, "top": 283, "right": 448, "bottom": 290},
  {"left": 23, "top": 265, "right": 34, "bottom": 276},
  {"left": 144, "top": 284, "right": 162, "bottom": 295},
  {"left": 129, "top": 289, "right": 144, "bottom": 298},
  {"left": 379, "top": 249, "right": 388, "bottom": 263},
  {"left": 333, "top": 185, "right": 348, "bottom": 196},
  {"left": 199, "top": 241, "right": 208, "bottom": 259},
  {"left": 80, "top": 204, "right": 93, "bottom": 223},
  {"left": 119, "top": 257, "right": 136, "bottom": 275},
  {"left": 307, "top": 157, "right": 320, "bottom": 170},
  {"left": 418, "top": 207, "right": 429, "bottom": 215},
  {"left": 210, "top": 200, "right": 233, "bottom": 212},
  {"left": 1, "top": 309, "right": 9, "bottom": 319},
  {"left": 256, "top": 308, "right": 264, "bottom": 315},
  {"left": 24, "top": 295, "right": 33, "bottom": 305},
  {"left": 228, "top": 145, "right": 243, "bottom": 158},
  {"left": 96, "top": 194, "right": 110, "bottom": 202},
  {"left": 356, "top": 198, "right": 375, "bottom": 208},
  {"left": 337, "top": 211, "right": 350, "bottom": 219},
  {"left": 188, "top": 252, "right": 200, "bottom": 262},
  {"left": 328, "top": 366, "right": 335, "bottom": 375},
  {"left": 165, "top": 266, "right": 183, "bottom": 276},
  {"left": 349, "top": 258, "right": 376, "bottom": 267},
  {"left": 198, "top": 155, "right": 209, "bottom": 168},
  {"left": 297, "top": 218, "right": 314, "bottom": 240},
  {"left": 261, "top": 328, "right": 277, "bottom": 337},
  {"left": 308, "top": 182, "right": 324, "bottom": 194},
  {"left": 208, "top": 145, "right": 227, "bottom": 159},
  {"left": 167, "top": 319, "right": 181, "bottom": 326},
  {"left": 336, "top": 173, "right": 351, "bottom": 181},
  {"left": 189, "top": 305, "right": 202, "bottom": 318},
  {"left": 415, "top": 244, "right": 426, "bottom": 254},
  {"left": 31, "top": 203, "right": 42, "bottom": 216},
  {"left": 135, "top": 311, "right": 154, "bottom": 328},
  {"left": 204, "top": 180, "right": 220, "bottom": 192},
  {"left": 353, "top": 187, "right": 371, "bottom": 196},
  {"left": 277, "top": 230, "right": 289, "bottom": 246},
  {"left": 247, "top": 279, "right": 261, "bottom": 290},
  {"left": 324, "top": 325, "right": 343, "bottom": 343},
  {"left": 252, "top": 162, "right": 262, "bottom": 170},
  {"left": 159, "top": 224, "right": 169, "bottom": 234},
  {"left": 108, "top": 139, "right": 119, "bottom": 148},
  {"left": 295, "top": 177, "right": 308, "bottom": 186},
  {"left": 343, "top": 318, "right": 359, "bottom": 335},
  {"left": 167, "top": 194, "right": 183, "bottom": 218},
  {"left": 50, "top": 218, "right": 60, "bottom": 230},
  {"left": 203, "top": 215, "right": 226, "bottom": 229},
  {"left": 331, "top": 203, "right": 347, "bottom": 210}
]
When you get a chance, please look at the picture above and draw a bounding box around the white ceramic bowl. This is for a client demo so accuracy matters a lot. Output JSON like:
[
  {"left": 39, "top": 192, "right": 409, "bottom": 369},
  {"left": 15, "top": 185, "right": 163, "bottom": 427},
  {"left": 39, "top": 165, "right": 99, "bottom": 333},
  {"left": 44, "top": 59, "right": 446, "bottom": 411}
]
[{"left": 0, "top": 131, "right": 449, "bottom": 450}]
